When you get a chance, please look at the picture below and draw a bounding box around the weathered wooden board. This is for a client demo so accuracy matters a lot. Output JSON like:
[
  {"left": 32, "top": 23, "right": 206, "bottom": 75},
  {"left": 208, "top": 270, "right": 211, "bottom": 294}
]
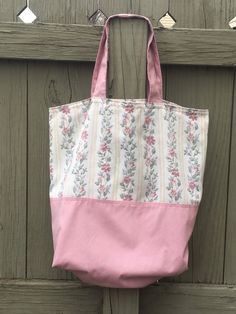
[
  {"left": 27, "top": 60, "right": 93, "bottom": 280},
  {"left": 140, "top": 283, "right": 236, "bottom": 314},
  {"left": 30, "top": 0, "right": 96, "bottom": 24},
  {"left": 102, "top": 17, "right": 148, "bottom": 314},
  {"left": 1, "top": 280, "right": 236, "bottom": 314},
  {"left": 103, "top": 289, "right": 139, "bottom": 314},
  {"left": 27, "top": 0, "right": 236, "bottom": 30},
  {"left": 30, "top": 0, "right": 130, "bottom": 24},
  {"left": 0, "top": 0, "right": 25, "bottom": 22},
  {"left": 98, "top": 0, "right": 130, "bottom": 17},
  {"left": 0, "top": 23, "right": 236, "bottom": 66},
  {"left": 130, "top": 0, "right": 168, "bottom": 26},
  {"left": 170, "top": 0, "right": 236, "bottom": 29},
  {"left": 224, "top": 68, "right": 236, "bottom": 284},
  {"left": 163, "top": 65, "right": 234, "bottom": 284},
  {"left": 108, "top": 18, "right": 148, "bottom": 99},
  {"left": 0, "top": 279, "right": 103, "bottom": 314},
  {"left": 0, "top": 60, "right": 27, "bottom": 278}
]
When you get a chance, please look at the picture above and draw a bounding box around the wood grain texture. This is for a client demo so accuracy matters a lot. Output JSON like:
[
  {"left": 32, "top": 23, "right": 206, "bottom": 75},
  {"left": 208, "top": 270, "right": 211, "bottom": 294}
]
[
  {"left": 164, "top": 65, "right": 234, "bottom": 284},
  {"left": 0, "top": 23, "right": 235, "bottom": 66},
  {"left": 27, "top": 60, "right": 93, "bottom": 279},
  {"left": 140, "top": 283, "right": 236, "bottom": 314},
  {"left": 103, "top": 289, "right": 139, "bottom": 314},
  {"left": 27, "top": 0, "right": 236, "bottom": 29},
  {"left": 0, "top": 279, "right": 103, "bottom": 314},
  {"left": 108, "top": 18, "right": 148, "bottom": 99},
  {"left": 29, "top": 0, "right": 167, "bottom": 28},
  {"left": 30, "top": 0, "right": 96, "bottom": 24},
  {"left": 170, "top": 0, "right": 236, "bottom": 29},
  {"left": 0, "top": 60, "right": 27, "bottom": 278},
  {"left": 102, "top": 17, "right": 148, "bottom": 314},
  {"left": 93, "top": 0, "right": 130, "bottom": 18},
  {"left": 130, "top": 0, "right": 168, "bottom": 26},
  {"left": 224, "top": 69, "right": 236, "bottom": 284},
  {"left": 0, "top": 0, "right": 25, "bottom": 22},
  {"left": 30, "top": 0, "right": 130, "bottom": 24}
]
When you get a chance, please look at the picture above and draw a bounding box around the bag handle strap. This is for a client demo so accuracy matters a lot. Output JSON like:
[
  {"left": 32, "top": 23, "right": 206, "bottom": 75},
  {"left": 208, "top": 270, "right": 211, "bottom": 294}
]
[{"left": 90, "top": 13, "right": 163, "bottom": 103}]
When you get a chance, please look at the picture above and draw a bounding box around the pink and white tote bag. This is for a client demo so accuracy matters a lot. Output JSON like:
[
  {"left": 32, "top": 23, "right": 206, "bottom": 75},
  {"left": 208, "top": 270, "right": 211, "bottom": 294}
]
[{"left": 49, "top": 13, "right": 209, "bottom": 288}]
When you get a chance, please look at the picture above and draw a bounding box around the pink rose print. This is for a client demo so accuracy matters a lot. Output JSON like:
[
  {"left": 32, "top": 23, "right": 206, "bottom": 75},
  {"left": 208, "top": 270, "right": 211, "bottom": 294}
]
[
  {"left": 101, "top": 163, "right": 111, "bottom": 173},
  {"left": 188, "top": 111, "right": 198, "bottom": 121},
  {"left": 168, "top": 148, "right": 175, "bottom": 157},
  {"left": 146, "top": 135, "right": 156, "bottom": 145},
  {"left": 100, "top": 143, "right": 108, "bottom": 152},
  {"left": 123, "top": 176, "right": 131, "bottom": 184},
  {"left": 98, "top": 185, "right": 106, "bottom": 192},
  {"left": 81, "top": 130, "right": 88, "bottom": 140},
  {"left": 62, "top": 127, "right": 70, "bottom": 135},
  {"left": 61, "top": 105, "right": 70, "bottom": 114},
  {"left": 170, "top": 189, "right": 177, "bottom": 197},
  {"left": 189, "top": 181, "right": 196, "bottom": 190},
  {"left": 144, "top": 116, "right": 152, "bottom": 125},
  {"left": 124, "top": 127, "right": 131, "bottom": 135},
  {"left": 122, "top": 194, "right": 133, "bottom": 201},
  {"left": 125, "top": 104, "right": 134, "bottom": 113},
  {"left": 145, "top": 157, "right": 151, "bottom": 166},
  {"left": 188, "top": 132, "right": 194, "bottom": 141},
  {"left": 171, "top": 169, "right": 179, "bottom": 177}
]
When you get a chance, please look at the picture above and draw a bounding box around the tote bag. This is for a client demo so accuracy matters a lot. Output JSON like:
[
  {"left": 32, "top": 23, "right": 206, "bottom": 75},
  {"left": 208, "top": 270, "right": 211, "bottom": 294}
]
[{"left": 49, "top": 13, "right": 209, "bottom": 288}]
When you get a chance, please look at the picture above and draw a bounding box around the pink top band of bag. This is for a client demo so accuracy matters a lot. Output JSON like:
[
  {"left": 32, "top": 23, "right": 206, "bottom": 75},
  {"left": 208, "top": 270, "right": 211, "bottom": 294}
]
[{"left": 91, "top": 13, "right": 163, "bottom": 103}]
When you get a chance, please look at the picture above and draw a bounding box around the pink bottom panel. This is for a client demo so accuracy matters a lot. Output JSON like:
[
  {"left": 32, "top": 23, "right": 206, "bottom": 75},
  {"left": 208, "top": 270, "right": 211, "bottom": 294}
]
[{"left": 50, "top": 197, "right": 198, "bottom": 288}]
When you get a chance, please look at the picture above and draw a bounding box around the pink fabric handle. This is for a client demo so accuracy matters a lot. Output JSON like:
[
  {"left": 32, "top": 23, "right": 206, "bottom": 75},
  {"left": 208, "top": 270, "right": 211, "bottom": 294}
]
[{"left": 91, "top": 13, "right": 163, "bottom": 103}]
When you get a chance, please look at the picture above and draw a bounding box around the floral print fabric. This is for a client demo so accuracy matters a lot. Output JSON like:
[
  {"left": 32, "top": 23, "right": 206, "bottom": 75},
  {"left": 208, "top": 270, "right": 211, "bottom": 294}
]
[
  {"left": 120, "top": 103, "right": 137, "bottom": 201},
  {"left": 164, "top": 106, "right": 182, "bottom": 203},
  {"left": 95, "top": 102, "right": 113, "bottom": 199},
  {"left": 49, "top": 98, "right": 208, "bottom": 205}
]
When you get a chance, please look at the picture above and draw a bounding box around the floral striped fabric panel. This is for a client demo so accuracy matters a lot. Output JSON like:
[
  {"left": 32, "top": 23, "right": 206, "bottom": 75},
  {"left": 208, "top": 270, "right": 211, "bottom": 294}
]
[{"left": 49, "top": 98, "right": 208, "bottom": 205}]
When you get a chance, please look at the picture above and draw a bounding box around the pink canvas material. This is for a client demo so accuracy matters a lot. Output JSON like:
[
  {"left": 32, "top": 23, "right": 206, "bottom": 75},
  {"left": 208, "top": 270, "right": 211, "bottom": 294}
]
[
  {"left": 50, "top": 197, "right": 198, "bottom": 288},
  {"left": 49, "top": 13, "right": 209, "bottom": 288}
]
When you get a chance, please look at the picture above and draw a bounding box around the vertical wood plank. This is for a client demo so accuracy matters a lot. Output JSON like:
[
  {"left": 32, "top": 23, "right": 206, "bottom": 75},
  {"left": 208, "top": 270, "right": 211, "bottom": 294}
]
[
  {"left": 224, "top": 69, "right": 236, "bottom": 284},
  {"left": 108, "top": 18, "right": 147, "bottom": 99},
  {"left": 30, "top": 0, "right": 87, "bottom": 24},
  {"left": 103, "top": 289, "right": 139, "bottom": 314},
  {"left": 30, "top": 0, "right": 96, "bottom": 24},
  {"left": 0, "top": 0, "right": 25, "bottom": 22},
  {"left": 130, "top": 0, "right": 168, "bottom": 26},
  {"left": 27, "top": 60, "right": 93, "bottom": 279},
  {"left": 169, "top": 0, "right": 236, "bottom": 29},
  {"left": 0, "top": 60, "right": 27, "bottom": 278},
  {"left": 99, "top": 0, "right": 130, "bottom": 17},
  {"left": 30, "top": 0, "right": 130, "bottom": 25},
  {"left": 103, "top": 17, "right": 149, "bottom": 314},
  {"left": 164, "top": 65, "right": 234, "bottom": 284}
]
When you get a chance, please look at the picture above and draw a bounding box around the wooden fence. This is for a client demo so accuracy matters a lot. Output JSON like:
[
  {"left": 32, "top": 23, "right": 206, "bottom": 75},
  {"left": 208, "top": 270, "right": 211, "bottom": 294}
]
[{"left": 0, "top": 1, "right": 236, "bottom": 313}]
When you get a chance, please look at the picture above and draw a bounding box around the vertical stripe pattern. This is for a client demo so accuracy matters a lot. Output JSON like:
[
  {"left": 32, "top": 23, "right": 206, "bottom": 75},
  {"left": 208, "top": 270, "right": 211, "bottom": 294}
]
[
  {"left": 49, "top": 98, "right": 209, "bottom": 206},
  {"left": 95, "top": 101, "right": 113, "bottom": 199},
  {"left": 119, "top": 102, "right": 137, "bottom": 201},
  {"left": 71, "top": 102, "right": 90, "bottom": 197},
  {"left": 143, "top": 104, "right": 159, "bottom": 201},
  {"left": 164, "top": 105, "right": 182, "bottom": 203}
]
